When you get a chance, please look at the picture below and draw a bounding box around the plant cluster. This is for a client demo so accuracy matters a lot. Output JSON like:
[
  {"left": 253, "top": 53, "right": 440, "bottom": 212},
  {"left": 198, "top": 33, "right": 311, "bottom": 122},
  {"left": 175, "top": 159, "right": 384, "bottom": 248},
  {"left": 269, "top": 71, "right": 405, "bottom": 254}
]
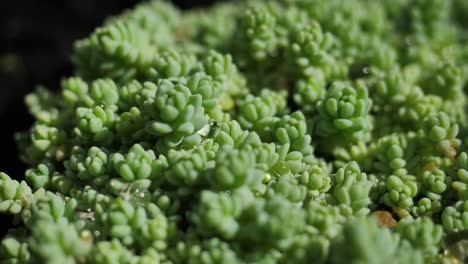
[{"left": 2, "top": 0, "right": 468, "bottom": 263}]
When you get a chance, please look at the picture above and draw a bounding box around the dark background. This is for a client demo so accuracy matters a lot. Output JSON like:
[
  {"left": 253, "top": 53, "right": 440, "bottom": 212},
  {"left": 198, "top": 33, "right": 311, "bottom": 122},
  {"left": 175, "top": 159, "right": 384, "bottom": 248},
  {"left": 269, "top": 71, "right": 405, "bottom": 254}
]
[{"left": 0, "top": 0, "right": 217, "bottom": 178}]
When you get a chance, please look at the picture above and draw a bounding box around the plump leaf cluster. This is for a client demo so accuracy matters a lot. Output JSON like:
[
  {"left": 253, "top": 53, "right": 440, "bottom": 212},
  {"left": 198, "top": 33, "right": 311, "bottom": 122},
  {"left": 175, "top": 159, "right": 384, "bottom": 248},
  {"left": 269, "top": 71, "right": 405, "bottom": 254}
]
[{"left": 2, "top": 0, "right": 468, "bottom": 263}]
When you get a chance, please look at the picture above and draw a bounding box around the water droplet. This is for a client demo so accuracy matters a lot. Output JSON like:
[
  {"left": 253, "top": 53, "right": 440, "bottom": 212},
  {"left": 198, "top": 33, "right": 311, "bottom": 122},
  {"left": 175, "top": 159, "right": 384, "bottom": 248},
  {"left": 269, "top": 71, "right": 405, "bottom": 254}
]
[
  {"left": 136, "top": 189, "right": 146, "bottom": 198},
  {"left": 130, "top": 188, "right": 151, "bottom": 205},
  {"left": 362, "top": 67, "right": 369, "bottom": 75}
]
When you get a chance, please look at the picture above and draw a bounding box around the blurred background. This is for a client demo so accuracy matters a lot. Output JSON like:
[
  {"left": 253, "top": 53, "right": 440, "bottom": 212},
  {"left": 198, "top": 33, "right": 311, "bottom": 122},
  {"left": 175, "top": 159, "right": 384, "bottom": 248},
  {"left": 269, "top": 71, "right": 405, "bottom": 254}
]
[{"left": 0, "top": 0, "right": 217, "bottom": 178}]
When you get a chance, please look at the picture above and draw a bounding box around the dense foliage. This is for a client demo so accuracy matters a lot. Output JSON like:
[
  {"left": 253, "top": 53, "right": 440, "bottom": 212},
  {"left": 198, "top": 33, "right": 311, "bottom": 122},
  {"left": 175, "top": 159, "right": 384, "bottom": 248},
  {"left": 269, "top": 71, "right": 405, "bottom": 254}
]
[{"left": 1, "top": 0, "right": 468, "bottom": 263}]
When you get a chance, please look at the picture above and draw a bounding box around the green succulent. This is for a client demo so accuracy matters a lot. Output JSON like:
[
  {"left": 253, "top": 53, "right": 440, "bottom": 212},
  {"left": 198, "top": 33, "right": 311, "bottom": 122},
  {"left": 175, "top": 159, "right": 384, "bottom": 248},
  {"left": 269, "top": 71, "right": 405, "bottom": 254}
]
[{"left": 2, "top": 0, "right": 468, "bottom": 262}]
